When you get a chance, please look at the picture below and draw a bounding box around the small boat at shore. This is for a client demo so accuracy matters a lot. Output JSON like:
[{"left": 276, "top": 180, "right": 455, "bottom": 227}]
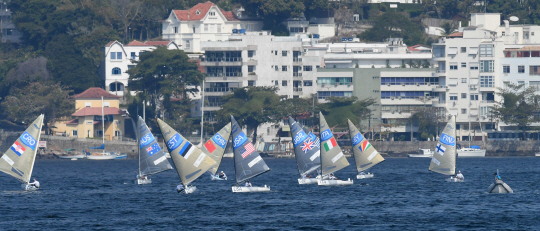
[
  {"left": 407, "top": 148, "right": 434, "bottom": 158},
  {"left": 58, "top": 149, "right": 86, "bottom": 159}
]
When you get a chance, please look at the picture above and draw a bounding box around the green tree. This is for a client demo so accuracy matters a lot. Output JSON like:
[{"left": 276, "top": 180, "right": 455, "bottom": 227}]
[
  {"left": 0, "top": 81, "right": 73, "bottom": 134},
  {"left": 318, "top": 96, "right": 375, "bottom": 128},
  {"left": 216, "top": 86, "right": 281, "bottom": 143},
  {"left": 278, "top": 96, "right": 313, "bottom": 120},
  {"left": 359, "top": 12, "right": 426, "bottom": 46},
  {"left": 409, "top": 106, "right": 444, "bottom": 141},
  {"left": 492, "top": 83, "right": 540, "bottom": 139}
]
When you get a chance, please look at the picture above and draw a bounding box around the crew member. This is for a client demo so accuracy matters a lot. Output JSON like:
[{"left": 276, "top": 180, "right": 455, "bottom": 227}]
[
  {"left": 245, "top": 180, "right": 252, "bottom": 187},
  {"left": 329, "top": 174, "right": 338, "bottom": 180},
  {"left": 218, "top": 171, "right": 226, "bottom": 179},
  {"left": 456, "top": 171, "right": 464, "bottom": 180},
  {"left": 29, "top": 178, "right": 40, "bottom": 188},
  {"left": 177, "top": 183, "right": 184, "bottom": 193}
]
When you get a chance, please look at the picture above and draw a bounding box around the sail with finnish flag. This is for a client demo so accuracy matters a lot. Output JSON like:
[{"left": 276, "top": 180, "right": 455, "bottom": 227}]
[
  {"left": 347, "top": 119, "right": 384, "bottom": 173},
  {"left": 319, "top": 112, "right": 350, "bottom": 176},
  {"left": 289, "top": 116, "right": 321, "bottom": 177},
  {"left": 429, "top": 115, "right": 457, "bottom": 175},
  {"left": 202, "top": 123, "right": 232, "bottom": 176},
  {"left": 157, "top": 118, "right": 216, "bottom": 186},
  {"left": 136, "top": 116, "right": 172, "bottom": 177}
]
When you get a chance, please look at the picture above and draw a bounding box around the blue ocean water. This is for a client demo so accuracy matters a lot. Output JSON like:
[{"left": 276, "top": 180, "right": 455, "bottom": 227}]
[{"left": 1, "top": 157, "right": 540, "bottom": 230}]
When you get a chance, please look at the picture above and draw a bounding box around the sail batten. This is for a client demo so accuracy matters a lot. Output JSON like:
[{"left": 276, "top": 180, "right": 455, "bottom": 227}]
[
  {"left": 429, "top": 116, "right": 457, "bottom": 175},
  {"left": 202, "top": 123, "right": 232, "bottom": 175},
  {"left": 347, "top": 119, "right": 384, "bottom": 173},
  {"left": 137, "top": 116, "right": 173, "bottom": 177},
  {"left": 319, "top": 112, "right": 350, "bottom": 176},
  {"left": 289, "top": 117, "right": 321, "bottom": 176},
  {"left": 157, "top": 119, "right": 216, "bottom": 185},
  {"left": 231, "top": 115, "right": 270, "bottom": 184},
  {"left": 0, "top": 115, "right": 44, "bottom": 183}
]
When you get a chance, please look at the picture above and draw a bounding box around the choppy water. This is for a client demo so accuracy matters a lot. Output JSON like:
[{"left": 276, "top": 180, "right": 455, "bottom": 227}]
[{"left": 1, "top": 157, "right": 540, "bottom": 230}]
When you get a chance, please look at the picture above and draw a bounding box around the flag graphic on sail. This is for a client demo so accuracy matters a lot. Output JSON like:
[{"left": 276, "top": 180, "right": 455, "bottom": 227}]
[
  {"left": 137, "top": 116, "right": 172, "bottom": 177},
  {"left": 157, "top": 119, "right": 216, "bottom": 185},
  {"left": 231, "top": 115, "right": 270, "bottom": 184},
  {"left": 319, "top": 112, "right": 349, "bottom": 176},
  {"left": 347, "top": 119, "right": 384, "bottom": 173},
  {"left": 289, "top": 116, "right": 321, "bottom": 176},
  {"left": 201, "top": 123, "right": 232, "bottom": 176},
  {"left": 429, "top": 115, "right": 457, "bottom": 175},
  {"left": 0, "top": 114, "right": 44, "bottom": 184}
]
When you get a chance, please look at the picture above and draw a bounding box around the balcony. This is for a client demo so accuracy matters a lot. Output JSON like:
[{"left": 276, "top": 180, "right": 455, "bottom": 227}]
[
  {"left": 293, "top": 72, "right": 302, "bottom": 77},
  {"left": 200, "top": 57, "right": 243, "bottom": 66},
  {"left": 206, "top": 72, "right": 243, "bottom": 79},
  {"left": 293, "top": 57, "right": 302, "bottom": 63},
  {"left": 479, "top": 86, "right": 495, "bottom": 92},
  {"left": 432, "top": 85, "right": 449, "bottom": 92},
  {"left": 433, "top": 100, "right": 446, "bottom": 107},
  {"left": 293, "top": 87, "right": 303, "bottom": 92},
  {"left": 204, "top": 102, "right": 223, "bottom": 111},
  {"left": 204, "top": 87, "right": 236, "bottom": 96}
]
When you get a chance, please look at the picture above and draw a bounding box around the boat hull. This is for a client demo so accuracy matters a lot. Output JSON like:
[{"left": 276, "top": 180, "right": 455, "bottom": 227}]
[
  {"left": 407, "top": 154, "right": 433, "bottom": 158},
  {"left": 211, "top": 175, "right": 227, "bottom": 181},
  {"left": 487, "top": 180, "right": 513, "bottom": 193},
  {"left": 115, "top": 154, "right": 127, "bottom": 159},
  {"left": 298, "top": 178, "right": 318, "bottom": 184},
  {"left": 87, "top": 155, "right": 116, "bottom": 160},
  {"left": 446, "top": 177, "right": 464, "bottom": 182},
  {"left": 357, "top": 173, "right": 374, "bottom": 179},
  {"left": 184, "top": 186, "right": 197, "bottom": 194},
  {"left": 136, "top": 178, "right": 152, "bottom": 185},
  {"left": 231, "top": 185, "right": 270, "bottom": 193},
  {"left": 535, "top": 153, "right": 540, "bottom": 157},
  {"left": 22, "top": 184, "right": 39, "bottom": 191},
  {"left": 457, "top": 149, "right": 486, "bottom": 157},
  {"left": 317, "top": 178, "right": 354, "bottom": 186},
  {"left": 58, "top": 154, "right": 86, "bottom": 159}
]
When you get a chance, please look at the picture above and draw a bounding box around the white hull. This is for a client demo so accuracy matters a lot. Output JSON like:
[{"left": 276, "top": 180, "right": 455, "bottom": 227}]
[
  {"left": 298, "top": 178, "right": 319, "bottom": 184},
  {"left": 535, "top": 153, "right": 540, "bottom": 157},
  {"left": 211, "top": 175, "right": 227, "bottom": 181},
  {"left": 86, "top": 155, "right": 116, "bottom": 160},
  {"left": 59, "top": 154, "right": 86, "bottom": 159},
  {"left": 357, "top": 173, "right": 374, "bottom": 179},
  {"left": 223, "top": 153, "right": 234, "bottom": 158},
  {"left": 487, "top": 179, "right": 513, "bottom": 193},
  {"left": 136, "top": 178, "right": 152, "bottom": 185},
  {"left": 232, "top": 185, "right": 270, "bottom": 193},
  {"left": 407, "top": 154, "right": 433, "bottom": 158},
  {"left": 446, "top": 177, "right": 464, "bottom": 182},
  {"left": 317, "top": 178, "right": 354, "bottom": 186},
  {"left": 184, "top": 186, "right": 197, "bottom": 194},
  {"left": 457, "top": 149, "right": 486, "bottom": 157},
  {"left": 22, "top": 184, "right": 38, "bottom": 191}
]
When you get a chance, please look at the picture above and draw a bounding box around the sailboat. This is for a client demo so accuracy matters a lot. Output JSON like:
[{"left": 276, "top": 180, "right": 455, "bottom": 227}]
[
  {"left": 201, "top": 123, "right": 232, "bottom": 180},
  {"left": 289, "top": 116, "right": 321, "bottom": 184},
  {"left": 135, "top": 116, "right": 173, "bottom": 184},
  {"left": 317, "top": 112, "right": 353, "bottom": 186},
  {"left": 87, "top": 96, "right": 116, "bottom": 160},
  {"left": 230, "top": 115, "right": 271, "bottom": 192},
  {"left": 429, "top": 115, "right": 462, "bottom": 182},
  {"left": 347, "top": 119, "right": 384, "bottom": 179},
  {"left": 157, "top": 118, "right": 216, "bottom": 194},
  {"left": 0, "top": 114, "right": 44, "bottom": 190}
]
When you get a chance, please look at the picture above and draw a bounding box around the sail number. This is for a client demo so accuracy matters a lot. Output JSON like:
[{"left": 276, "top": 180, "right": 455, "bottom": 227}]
[
  {"left": 212, "top": 133, "right": 226, "bottom": 148},
  {"left": 320, "top": 129, "right": 333, "bottom": 142},
  {"left": 440, "top": 133, "right": 455, "bottom": 146},
  {"left": 293, "top": 131, "right": 307, "bottom": 146},
  {"left": 139, "top": 133, "right": 155, "bottom": 148},
  {"left": 167, "top": 133, "right": 183, "bottom": 151},
  {"left": 233, "top": 133, "right": 247, "bottom": 149},
  {"left": 20, "top": 131, "right": 37, "bottom": 150},
  {"left": 351, "top": 133, "right": 364, "bottom": 146}
]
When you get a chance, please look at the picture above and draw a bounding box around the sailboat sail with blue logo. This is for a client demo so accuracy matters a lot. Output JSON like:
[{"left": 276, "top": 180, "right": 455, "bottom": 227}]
[
  {"left": 136, "top": 116, "right": 173, "bottom": 185},
  {"left": 317, "top": 112, "right": 353, "bottom": 186},
  {"left": 0, "top": 114, "right": 44, "bottom": 190},
  {"left": 157, "top": 118, "right": 216, "bottom": 194},
  {"left": 347, "top": 119, "right": 384, "bottom": 179},
  {"left": 429, "top": 115, "right": 459, "bottom": 180},
  {"left": 289, "top": 116, "right": 321, "bottom": 184}
]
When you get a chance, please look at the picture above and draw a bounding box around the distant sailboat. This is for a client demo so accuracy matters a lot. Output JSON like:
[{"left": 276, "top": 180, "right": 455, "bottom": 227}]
[
  {"left": 135, "top": 116, "right": 173, "bottom": 185},
  {"left": 87, "top": 96, "right": 116, "bottom": 160},
  {"left": 289, "top": 116, "right": 321, "bottom": 184},
  {"left": 0, "top": 114, "right": 44, "bottom": 190},
  {"left": 157, "top": 119, "right": 216, "bottom": 194},
  {"left": 201, "top": 123, "right": 232, "bottom": 180},
  {"left": 347, "top": 119, "right": 384, "bottom": 179},
  {"left": 230, "top": 115, "right": 271, "bottom": 192},
  {"left": 429, "top": 115, "right": 462, "bottom": 182},
  {"left": 317, "top": 112, "right": 353, "bottom": 186}
]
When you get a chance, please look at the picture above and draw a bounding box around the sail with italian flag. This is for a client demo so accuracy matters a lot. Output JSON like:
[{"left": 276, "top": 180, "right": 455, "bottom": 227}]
[{"left": 318, "top": 112, "right": 350, "bottom": 176}]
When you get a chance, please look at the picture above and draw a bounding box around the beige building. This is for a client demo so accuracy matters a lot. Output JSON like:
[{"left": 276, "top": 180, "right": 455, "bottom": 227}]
[{"left": 54, "top": 87, "right": 127, "bottom": 140}]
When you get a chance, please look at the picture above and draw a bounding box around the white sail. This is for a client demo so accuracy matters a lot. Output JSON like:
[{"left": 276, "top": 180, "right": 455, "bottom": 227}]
[
  {"left": 429, "top": 115, "right": 457, "bottom": 175},
  {"left": 0, "top": 114, "right": 44, "bottom": 183},
  {"left": 319, "top": 112, "right": 350, "bottom": 176},
  {"left": 347, "top": 119, "right": 384, "bottom": 173}
]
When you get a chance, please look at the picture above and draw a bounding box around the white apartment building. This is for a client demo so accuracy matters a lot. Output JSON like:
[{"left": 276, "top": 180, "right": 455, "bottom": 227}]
[
  {"left": 283, "top": 15, "right": 335, "bottom": 39},
  {"left": 0, "top": 1, "right": 21, "bottom": 43},
  {"left": 161, "top": 1, "right": 263, "bottom": 53},
  {"left": 102, "top": 40, "right": 180, "bottom": 96}
]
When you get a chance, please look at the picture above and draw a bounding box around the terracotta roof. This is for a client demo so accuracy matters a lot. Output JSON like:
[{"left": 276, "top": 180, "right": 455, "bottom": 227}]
[
  {"left": 72, "top": 107, "right": 125, "bottom": 117},
  {"left": 504, "top": 46, "right": 540, "bottom": 52},
  {"left": 73, "top": 87, "right": 121, "bottom": 99},
  {"left": 126, "top": 40, "right": 146, "bottom": 46},
  {"left": 106, "top": 41, "right": 117, "bottom": 46},
  {"left": 173, "top": 1, "right": 239, "bottom": 22},
  {"left": 144, "top": 41, "right": 171, "bottom": 46},
  {"left": 447, "top": 32, "right": 463, "bottom": 38},
  {"left": 66, "top": 119, "right": 79, "bottom": 125}
]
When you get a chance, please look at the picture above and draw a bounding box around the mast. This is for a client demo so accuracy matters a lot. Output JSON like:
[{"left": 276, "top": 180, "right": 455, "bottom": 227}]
[
  {"left": 101, "top": 96, "right": 105, "bottom": 150},
  {"left": 27, "top": 114, "right": 44, "bottom": 184},
  {"left": 200, "top": 84, "right": 205, "bottom": 145}
]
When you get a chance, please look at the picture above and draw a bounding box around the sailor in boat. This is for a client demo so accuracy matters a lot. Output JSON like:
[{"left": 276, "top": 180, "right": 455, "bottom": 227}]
[
  {"left": 28, "top": 178, "right": 40, "bottom": 189},
  {"left": 456, "top": 171, "right": 464, "bottom": 180},
  {"left": 329, "top": 174, "right": 338, "bottom": 180},
  {"left": 245, "top": 180, "right": 252, "bottom": 187},
  {"left": 218, "top": 171, "right": 227, "bottom": 179},
  {"left": 301, "top": 174, "right": 312, "bottom": 180},
  {"left": 176, "top": 183, "right": 184, "bottom": 193},
  {"left": 495, "top": 171, "right": 502, "bottom": 180}
]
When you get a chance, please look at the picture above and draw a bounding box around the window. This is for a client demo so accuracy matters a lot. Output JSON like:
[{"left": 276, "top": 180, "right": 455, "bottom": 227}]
[
  {"left": 282, "top": 51, "right": 287, "bottom": 56},
  {"left": 470, "top": 62, "right": 479, "bottom": 70},
  {"left": 461, "top": 93, "right": 467, "bottom": 99},
  {"left": 110, "top": 52, "right": 122, "bottom": 60},
  {"left": 274, "top": 66, "right": 279, "bottom": 71},
  {"left": 282, "top": 66, "right": 287, "bottom": 71},
  {"left": 96, "top": 130, "right": 103, "bottom": 137},
  {"left": 72, "top": 130, "right": 78, "bottom": 137},
  {"left": 317, "top": 91, "right": 353, "bottom": 99},
  {"left": 275, "top": 51, "right": 277, "bottom": 55},
  {"left": 85, "top": 102, "right": 92, "bottom": 107},
  {"left": 204, "top": 24, "right": 208, "bottom": 32},
  {"left": 450, "top": 96, "right": 458, "bottom": 101},
  {"left": 248, "top": 80, "right": 255, "bottom": 86},
  {"left": 6, "top": 29, "right": 12, "bottom": 35},
  {"left": 480, "top": 76, "right": 494, "bottom": 87},
  {"left": 248, "top": 50, "right": 254, "bottom": 57},
  {"left": 530, "top": 81, "right": 540, "bottom": 91},
  {"left": 449, "top": 62, "right": 458, "bottom": 70},
  {"left": 303, "top": 66, "right": 312, "bottom": 71},
  {"left": 461, "top": 78, "right": 467, "bottom": 83},
  {"left": 112, "top": 67, "right": 121, "bottom": 75},
  {"left": 480, "top": 60, "right": 494, "bottom": 72},
  {"left": 248, "top": 66, "right": 254, "bottom": 72},
  {"left": 217, "top": 26, "right": 221, "bottom": 33},
  {"left": 461, "top": 47, "right": 466, "bottom": 53},
  {"left": 282, "top": 80, "right": 287, "bottom": 86},
  {"left": 518, "top": 65, "right": 525, "bottom": 73},
  {"left": 209, "top": 11, "right": 215, "bottom": 16},
  {"left": 503, "top": 65, "right": 510, "bottom": 73},
  {"left": 480, "top": 44, "right": 494, "bottom": 57},
  {"left": 318, "top": 77, "right": 353, "bottom": 85},
  {"left": 480, "top": 107, "right": 492, "bottom": 116},
  {"left": 502, "top": 31, "right": 505, "bottom": 36},
  {"left": 470, "top": 94, "right": 479, "bottom": 100},
  {"left": 103, "top": 102, "right": 110, "bottom": 107},
  {"left": 518, "top": 81, "right": 525, "bottom": 86},
  {"left": 530, "top": 66, "right": 540, "bottom": 75},
  {"left": 275, "top": 80, "right": 278, "bottom": 85},
  {"left": 130, "top": 52, "right": 136, "bottom": 59},
  {"left": 461, "top": 109, "right": 467, "bottom": 114},
  {"left": 193, "top": 26, "right": 195, "bottom": 33},
  {"left": 174, "top": 27, "right": 178, "bottom": 33},
  {"left": 196, "top": 10, "right": 200, "bottom": 15},
  {"left": 304, "top": 80, "right": 313, "bottom": 86},
  {"left": 185, "top": 40, "right": 191, "bottom": 49},
  {"left": 461, "top": 62, "right": 466, "bottom": 68}
]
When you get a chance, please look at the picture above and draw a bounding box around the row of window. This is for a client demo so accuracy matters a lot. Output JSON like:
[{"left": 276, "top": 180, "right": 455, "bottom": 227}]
[
  {"left": 274, "top": 65, "right": 314, "bottom": 71},
  {"left": 381, "top": 91, "right": 437, "bottom": 99},
  {"left": 317, "top": 77, "right": 352, "bottom": 85},
  {"left": 381, "top": 77, "right": 439, "bottom": 85},
  {"left": 317, "top": 91, "right": 353, "bottom": 99},
  {"left": 502, "top": 65, "right": 540, "bottom": 75},
  {"left": 110, "top": 51, "right": 142, "bottom": 60},
  {"left": 273, "top": 80, "right": 313, "bottom": 86},
  {"left": 448, "top": 60, "right": 493, "bottom": 72}
]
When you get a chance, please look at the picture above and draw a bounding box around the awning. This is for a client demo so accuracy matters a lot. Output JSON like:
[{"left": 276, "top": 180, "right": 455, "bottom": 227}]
[
  {"left": 470, "top": 79, "right": 479, "bottom": 85},
  {"left": 448, "top": 78, "right": 458, "bottom": 85},
  {"left": 281, "top": 125, "right": 290, "bottom": 132},
  {"left": 448, "top": 47, "right": 458, "bottom": 55},
  {"left": 469, "top": 47, "right": 478, "bottom": 54}
]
